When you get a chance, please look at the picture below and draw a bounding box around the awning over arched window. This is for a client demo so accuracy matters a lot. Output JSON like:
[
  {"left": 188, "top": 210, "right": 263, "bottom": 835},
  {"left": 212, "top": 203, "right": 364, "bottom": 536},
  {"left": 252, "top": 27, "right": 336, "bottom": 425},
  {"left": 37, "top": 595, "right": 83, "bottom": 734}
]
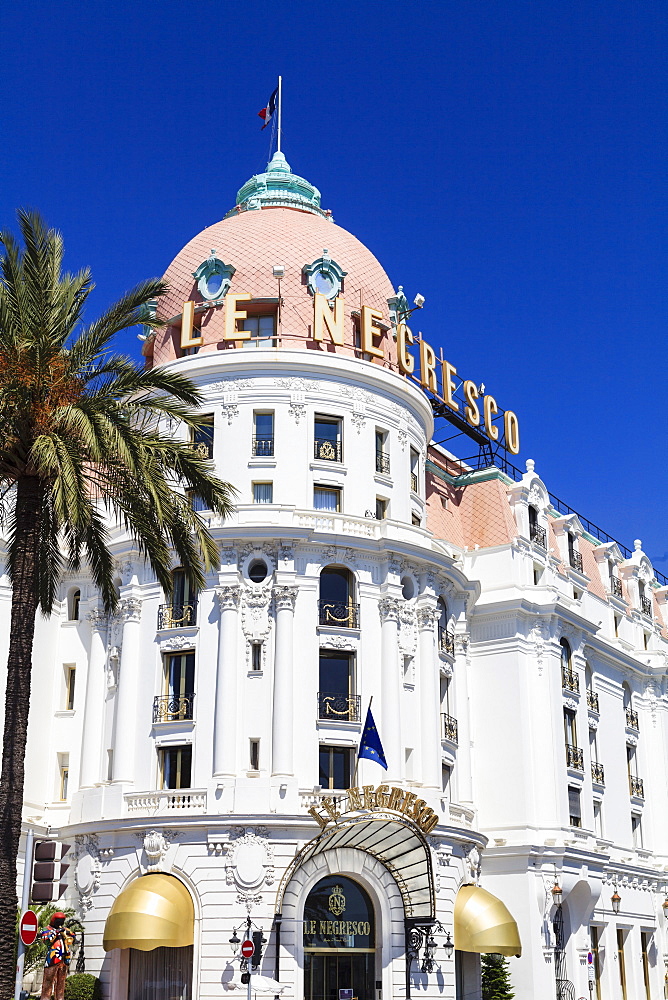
[
  {"left": 454, "top": 884, "right": 521, "bottom": 957},
  {"left": 103, "top": 873, "right": 194, "bottom": 952}
]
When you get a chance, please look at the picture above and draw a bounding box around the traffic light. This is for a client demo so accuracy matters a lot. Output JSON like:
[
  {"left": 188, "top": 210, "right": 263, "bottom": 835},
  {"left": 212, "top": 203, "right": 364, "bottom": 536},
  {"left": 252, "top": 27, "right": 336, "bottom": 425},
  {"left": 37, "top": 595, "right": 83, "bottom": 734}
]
[
  {"left": 251, "top": 930, "right": 266, "bottom": 969},
  {"left": 31, "top": 840, "right": 72, "bottom": 903}
]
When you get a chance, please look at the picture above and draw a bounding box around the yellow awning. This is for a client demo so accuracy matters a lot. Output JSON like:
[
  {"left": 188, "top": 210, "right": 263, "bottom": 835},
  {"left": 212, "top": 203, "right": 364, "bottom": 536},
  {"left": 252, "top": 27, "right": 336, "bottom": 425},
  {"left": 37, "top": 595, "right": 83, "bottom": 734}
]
[
  {"left": 454, "top": 884, "right": 521, "bottom": 957},
  {"left": 103, "top": 873, "right": 194, "bottom": 952}
]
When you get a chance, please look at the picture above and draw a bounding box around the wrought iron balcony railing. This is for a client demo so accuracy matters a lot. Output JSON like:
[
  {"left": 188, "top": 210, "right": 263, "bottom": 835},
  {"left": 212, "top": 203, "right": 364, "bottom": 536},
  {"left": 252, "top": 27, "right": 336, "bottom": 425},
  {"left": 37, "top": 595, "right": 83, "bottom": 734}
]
[
  {"left": 625, "top": 708, "right": 639, "bottom": 731},
  {"left": 442, "top": 713, "right": 459, "bottom": 744},
  {"left": 586, "top": 689, "right": 599, "bottom": 713},
  {"left": 591, "top": 761, "right": 605, "bottom": 786},
  {"left": 569, "top": 550, "right": 583, "bottom": 573},
  {"left": 252, "top": 435, "right": 274, "bottom": 457},
  {"left": 530, "top": 523, "right": 547, "bottom": 548},
  {"left": 318, "top": 599, "right": 360, "bottom": 629},
  {"left": 317, "top": 692, "right": 361, "bottom": 722},
  {"left": 629, "top": 775, "right": 644, "bottom": 799},
  {"left": 191, "top": 439, "right": 213, "bottom": 459},
  {"left": 438, "top": 627, "right": 455, "bottom": 656},
  {"left": 410, "top": 472, "right": 419, "bottom": 493},
  {"left": 314, "top": 438, "right": 342, "bottom": 462},
  {"left": 565, "top": 744, "right": 584, "bottom": 771},
  {"left": 376, "top": 451, "right": 390, "bottom": 474},
  {"left": 610, "top": 576, "right": 623, "bottom": 599},
  {"left": 153, "top": 693, "right": 195, "bottom": 723},
  {"left": 641, "top": 595, "right": 652, "bottom": 617},
  {"left": 562, "top": 667, "right": 580, "bottom": 693},
  {"left": 157, "top": 603, "right": 197, "bottom": 630}
]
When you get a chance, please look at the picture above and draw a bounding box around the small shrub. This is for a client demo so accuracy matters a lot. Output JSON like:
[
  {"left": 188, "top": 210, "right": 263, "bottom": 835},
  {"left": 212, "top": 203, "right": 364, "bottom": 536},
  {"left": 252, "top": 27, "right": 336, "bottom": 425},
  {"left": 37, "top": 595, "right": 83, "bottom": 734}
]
[{"left": 64, "top": 973, "right": 103, "bottom": 1000}]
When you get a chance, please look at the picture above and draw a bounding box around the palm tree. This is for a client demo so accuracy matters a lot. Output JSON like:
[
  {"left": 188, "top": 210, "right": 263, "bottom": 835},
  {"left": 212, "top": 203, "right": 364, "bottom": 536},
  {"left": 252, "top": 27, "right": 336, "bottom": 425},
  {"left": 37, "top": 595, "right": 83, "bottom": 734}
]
[{"left": 0, "top": 210, "right": 235, "bottom": 995}]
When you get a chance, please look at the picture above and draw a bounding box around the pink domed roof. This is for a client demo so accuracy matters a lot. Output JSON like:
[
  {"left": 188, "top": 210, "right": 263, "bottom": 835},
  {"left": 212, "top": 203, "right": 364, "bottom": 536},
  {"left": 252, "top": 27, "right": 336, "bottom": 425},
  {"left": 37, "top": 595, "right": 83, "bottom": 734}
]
[{"left": 151, "top": 207, "right": 399, "bottom": 368}]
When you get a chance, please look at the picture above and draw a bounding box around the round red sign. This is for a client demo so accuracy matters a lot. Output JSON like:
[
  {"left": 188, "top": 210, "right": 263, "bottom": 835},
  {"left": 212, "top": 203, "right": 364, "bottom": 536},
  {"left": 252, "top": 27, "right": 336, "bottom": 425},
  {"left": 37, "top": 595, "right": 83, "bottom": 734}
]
[
  {"left": 20, "top": 910, "right": 39, "bottom": 946},
  {"left": 240, "top": 939, "right": 254, "bottom": 959}
]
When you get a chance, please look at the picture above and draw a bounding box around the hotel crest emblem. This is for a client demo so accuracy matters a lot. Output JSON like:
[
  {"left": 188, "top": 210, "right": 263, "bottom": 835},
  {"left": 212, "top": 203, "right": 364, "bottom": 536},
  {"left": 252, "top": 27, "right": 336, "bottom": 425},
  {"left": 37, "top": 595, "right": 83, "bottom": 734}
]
[{"left": 328, "top": 885, "right": 346, "bottom": 916}]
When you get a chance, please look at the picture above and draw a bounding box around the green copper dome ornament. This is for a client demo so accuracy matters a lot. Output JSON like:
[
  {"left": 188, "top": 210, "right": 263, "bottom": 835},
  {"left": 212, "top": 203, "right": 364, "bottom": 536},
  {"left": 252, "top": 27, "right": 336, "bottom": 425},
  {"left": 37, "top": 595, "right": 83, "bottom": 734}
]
[{"left": 225, "top": 152, "right": 331, "bottom": 219}]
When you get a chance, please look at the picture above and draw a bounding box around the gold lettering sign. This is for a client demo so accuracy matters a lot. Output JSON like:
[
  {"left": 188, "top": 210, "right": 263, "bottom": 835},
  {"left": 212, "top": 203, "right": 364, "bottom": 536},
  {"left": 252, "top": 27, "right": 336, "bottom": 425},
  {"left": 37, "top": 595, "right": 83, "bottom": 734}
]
[
  {"left": 178, "top": 293, "right": 520, "bottom": 454},
  {"left": 307, "top": 784, "right": 439, "bottom": 835}
]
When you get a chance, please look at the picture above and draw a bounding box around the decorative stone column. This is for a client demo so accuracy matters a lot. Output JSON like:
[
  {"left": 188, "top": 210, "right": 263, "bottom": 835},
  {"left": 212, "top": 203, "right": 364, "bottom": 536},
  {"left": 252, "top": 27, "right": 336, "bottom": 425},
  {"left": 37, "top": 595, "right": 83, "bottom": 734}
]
[
  {"left": 112, "top": 598, "right": 142, "bottom": 784},
  {"left": 213, "top": 586, "right": 240, "bottom": 777},
  {"left": 417, "top": 605, "right": 441, "bottom": 791},
  {"left": 272, "top": 586, "right": 298, "bottom": 777},
  {"left": 453, "top": 632, "right": 473, "bottom": 805},
  {"left": 378, "top": 597, "right": 402, "bottom": 780},
  {"left": 79, "top": 609, "right": 109, "bottom": 788}
]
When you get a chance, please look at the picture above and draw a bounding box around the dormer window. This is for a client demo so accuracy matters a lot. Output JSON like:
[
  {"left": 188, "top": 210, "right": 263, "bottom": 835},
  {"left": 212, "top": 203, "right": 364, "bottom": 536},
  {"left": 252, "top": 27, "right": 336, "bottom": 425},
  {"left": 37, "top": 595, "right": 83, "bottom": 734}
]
[
  {"left": 303, "top": 252, "right": 347, "bottom": 301},
  {"left": 568, "top": 533, "right": 583, "bottom": 573},
  {"left": 529, "top": 505, "right": 546, "bottom": 548}
]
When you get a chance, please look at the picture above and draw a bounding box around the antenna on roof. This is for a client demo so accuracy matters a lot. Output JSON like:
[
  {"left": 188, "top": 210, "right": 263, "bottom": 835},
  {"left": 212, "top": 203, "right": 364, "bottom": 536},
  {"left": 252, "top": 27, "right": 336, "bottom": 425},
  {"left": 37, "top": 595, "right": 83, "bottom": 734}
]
[{"left": 277, "top": 75, "right": 283, "bottom": 153}]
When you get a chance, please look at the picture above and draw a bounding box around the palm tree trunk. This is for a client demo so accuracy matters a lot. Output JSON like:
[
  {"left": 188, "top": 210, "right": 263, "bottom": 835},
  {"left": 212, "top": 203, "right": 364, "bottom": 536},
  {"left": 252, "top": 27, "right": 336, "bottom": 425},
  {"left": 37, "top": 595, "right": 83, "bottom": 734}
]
[{"left": 0, "top": 476, "right": 43, "bottom": 998}]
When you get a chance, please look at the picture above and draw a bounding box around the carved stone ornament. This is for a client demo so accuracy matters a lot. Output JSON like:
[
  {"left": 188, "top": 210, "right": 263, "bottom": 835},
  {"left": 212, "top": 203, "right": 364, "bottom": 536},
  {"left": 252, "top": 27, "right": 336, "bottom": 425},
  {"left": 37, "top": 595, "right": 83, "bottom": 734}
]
[
  {"left": 320, "top": 635, "right": 358, "bottom": 651},
  {"left": 74, "top": 835, "right": 102, "bottom": 915},
  {"left": 86, "top": 608, "right": 108, "bottom": 632},
  {"left": 276, "top": 377, "right": 316, "bottom": 392},
  {"left": 454, "top": 633, "right": 470, "bottom": 655},
  {"left": 107, "top": 646, "right": 120, "bottom": 689},
  {"left": 117, "top": 598, "right": 142, "bottom": 624},
  {"left": 427, "top": 838, "right": 452, "bottom": 892},
  {"left": 398, "top": 428, "right": 408, "bottom": 451},
  {"left": 113, "top": 558, "right": 134, "bottom": 585},
  {"left": 160, "top": 635, "right": 196, "bottom": 652},
  {"left": 378, "top": 597, "right": 402, "bottom": 624},
  {"left": 143, "top": 829, "right": 170, "bottom": 873},
  {"left": 278, "top": 544, "right": 294, "bottom": 566},
  {"left": 274, "top": 586, "right": 298, "bottom": 612},
  {"left": 398, "top": 603, "right": 418, "bottom": 657},
  {"left": 530, "top": 621, "right": 550, "bottom": 676},
  {"left": 223, "top": 828, "right": 275, "bottom": 911},
  {"left": 216, "top": 586, "right": 241, "bottom": 612},
  {"left": 241, "top": 581, "right": 273, "bottom": 658},
  {"left": 465, "top": 844, "right": 481, "bottom": 884},
  {"left": 351, "top": 407, "right": 366, "bottom": 433},
  {"left": 288, "top": 394, "right": 307, "bottom": 423}
]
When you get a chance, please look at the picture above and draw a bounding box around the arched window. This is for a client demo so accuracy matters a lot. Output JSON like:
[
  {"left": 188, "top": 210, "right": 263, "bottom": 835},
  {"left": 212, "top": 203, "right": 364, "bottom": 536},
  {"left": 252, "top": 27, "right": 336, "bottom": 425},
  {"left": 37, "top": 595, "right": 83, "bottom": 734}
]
[
  {"left": 319, "top": 566, "right": 358, "bottom": 628},
  {"left": 585, "top": 663, "right": 598, "bottom": 712},
  {"left": 67, "top": 588, "right": 81, "bottom": 621},
  {"left": 560, "top": 639, "right": 571, "bottom": 669},
  {"left": 303, "top": 876, "right": 375, "bottom": 1000}
]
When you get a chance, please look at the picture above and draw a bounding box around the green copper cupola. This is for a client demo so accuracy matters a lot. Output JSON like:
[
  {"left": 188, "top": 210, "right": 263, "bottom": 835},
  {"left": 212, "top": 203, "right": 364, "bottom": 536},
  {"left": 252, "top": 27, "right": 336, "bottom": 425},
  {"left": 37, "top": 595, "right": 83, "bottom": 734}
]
[{"left": 225, "top": 152, "right": 330, "bottom": 219}]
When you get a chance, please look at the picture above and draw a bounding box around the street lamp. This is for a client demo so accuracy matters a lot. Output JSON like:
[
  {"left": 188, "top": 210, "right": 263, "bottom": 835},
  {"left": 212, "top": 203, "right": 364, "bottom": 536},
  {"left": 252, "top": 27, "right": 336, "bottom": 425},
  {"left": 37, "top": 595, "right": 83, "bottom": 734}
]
[
  {"left": 611, "top": 890, "right": 621, "bottom": 915},
  {"left": 229, "top": 930, "right": 240, "bottom": 954},
  {"left": 551, "top": 883, "right": 563, "bottom": 907},
  {"left": 442, "top": 931, "right": 454, "bottom": 960}
]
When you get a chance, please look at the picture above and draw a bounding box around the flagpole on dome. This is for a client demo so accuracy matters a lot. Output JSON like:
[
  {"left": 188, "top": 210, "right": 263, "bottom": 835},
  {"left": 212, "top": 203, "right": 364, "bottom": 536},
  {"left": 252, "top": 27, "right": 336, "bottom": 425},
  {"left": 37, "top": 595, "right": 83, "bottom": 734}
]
[{"left": 277, "top": 75, "right": 282, "bottom": 153}]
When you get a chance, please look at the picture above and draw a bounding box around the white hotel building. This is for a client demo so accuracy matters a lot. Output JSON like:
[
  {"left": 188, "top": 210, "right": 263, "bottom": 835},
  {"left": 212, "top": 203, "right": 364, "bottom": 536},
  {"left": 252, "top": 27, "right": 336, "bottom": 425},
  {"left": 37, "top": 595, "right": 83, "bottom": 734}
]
[{"left": 13, "top": 153, "right": 668, "bottom": 1000}]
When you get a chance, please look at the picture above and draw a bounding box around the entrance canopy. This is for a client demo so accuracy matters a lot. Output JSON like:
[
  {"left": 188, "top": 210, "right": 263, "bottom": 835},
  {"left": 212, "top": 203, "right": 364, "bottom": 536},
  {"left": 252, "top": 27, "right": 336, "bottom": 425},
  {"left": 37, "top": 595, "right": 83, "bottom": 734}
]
[
  {"left": 276, "top": 814, "right": 435, "bottom": 920},
  {"left": 454, "top": 885, "right": 521, "bottom": 957},
  {"left": 103, "top": 873, "right": 194, "bottom": 952}
]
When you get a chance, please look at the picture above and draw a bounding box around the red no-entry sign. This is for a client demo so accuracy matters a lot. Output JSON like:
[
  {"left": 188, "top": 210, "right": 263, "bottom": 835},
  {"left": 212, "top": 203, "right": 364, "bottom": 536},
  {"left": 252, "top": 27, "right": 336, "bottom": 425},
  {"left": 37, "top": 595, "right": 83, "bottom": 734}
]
[
  {"left": 20, "top": 910, "right": 39, "bottom": 946},
  {"left": 240, "top": 939, "right": 254, "bottom": 959}
]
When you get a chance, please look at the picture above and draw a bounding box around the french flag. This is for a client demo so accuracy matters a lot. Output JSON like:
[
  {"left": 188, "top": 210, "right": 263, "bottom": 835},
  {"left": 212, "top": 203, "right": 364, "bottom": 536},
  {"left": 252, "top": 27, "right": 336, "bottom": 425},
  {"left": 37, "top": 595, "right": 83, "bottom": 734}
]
[{"left": 258, "top": 87, "right": 278, "bottom": 129}]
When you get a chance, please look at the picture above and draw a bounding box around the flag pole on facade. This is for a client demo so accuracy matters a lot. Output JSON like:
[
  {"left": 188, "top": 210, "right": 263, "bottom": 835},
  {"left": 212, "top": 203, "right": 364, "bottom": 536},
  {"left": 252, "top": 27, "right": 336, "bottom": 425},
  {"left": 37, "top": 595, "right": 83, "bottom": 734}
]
[{"left": 354, "top": 697, "right": 387, "bottom": 786}]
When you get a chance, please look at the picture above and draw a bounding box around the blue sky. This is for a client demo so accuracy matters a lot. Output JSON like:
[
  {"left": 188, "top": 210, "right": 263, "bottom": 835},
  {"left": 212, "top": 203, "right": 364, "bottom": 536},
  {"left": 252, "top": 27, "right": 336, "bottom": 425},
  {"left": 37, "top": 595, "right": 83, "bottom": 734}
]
[{"left": 1, "top": 1, "right": 666, "bottom": 564}]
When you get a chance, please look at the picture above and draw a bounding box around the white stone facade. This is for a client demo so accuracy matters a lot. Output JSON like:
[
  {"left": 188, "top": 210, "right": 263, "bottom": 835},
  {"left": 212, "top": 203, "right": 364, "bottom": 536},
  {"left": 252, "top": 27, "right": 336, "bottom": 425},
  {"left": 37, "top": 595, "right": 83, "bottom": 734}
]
[{"left": 10, "top": 162, "right": 668, "bottom": 1000}]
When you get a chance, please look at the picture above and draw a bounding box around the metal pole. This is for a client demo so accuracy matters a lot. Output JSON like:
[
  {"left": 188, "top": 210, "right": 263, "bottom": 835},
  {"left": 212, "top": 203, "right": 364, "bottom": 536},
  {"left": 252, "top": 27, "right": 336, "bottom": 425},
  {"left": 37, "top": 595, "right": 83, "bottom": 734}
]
[
  {"left": 246, "top": 917, "right": 252, "bottom": 1000},
  {"left": 277, "top": 76, "right": 282, "bottom": 153},
  {"left": 15, "top": 826, "right": 34, "bottom": 1000}
]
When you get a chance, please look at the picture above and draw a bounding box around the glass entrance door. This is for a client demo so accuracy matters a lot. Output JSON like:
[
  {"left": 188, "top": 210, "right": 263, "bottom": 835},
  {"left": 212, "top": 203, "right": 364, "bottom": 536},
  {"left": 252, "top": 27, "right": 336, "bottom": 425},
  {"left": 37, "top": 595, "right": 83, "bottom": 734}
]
[{"left": 303, "top": 876, "right": 376, "bottom": 1000}]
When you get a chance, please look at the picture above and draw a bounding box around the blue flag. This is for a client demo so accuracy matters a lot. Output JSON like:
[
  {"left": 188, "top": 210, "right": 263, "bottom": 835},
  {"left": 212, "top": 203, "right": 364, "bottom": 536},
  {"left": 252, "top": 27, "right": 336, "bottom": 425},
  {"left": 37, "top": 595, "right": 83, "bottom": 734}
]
[{"left": 358, "top": 707, "right": 387, "bottom": 769}]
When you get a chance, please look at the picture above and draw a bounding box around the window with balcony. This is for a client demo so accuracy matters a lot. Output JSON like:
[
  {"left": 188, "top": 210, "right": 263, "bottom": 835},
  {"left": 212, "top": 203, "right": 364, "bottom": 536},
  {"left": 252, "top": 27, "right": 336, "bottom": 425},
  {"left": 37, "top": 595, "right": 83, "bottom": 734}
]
[
  {"left": 638, "top": 581, "right": 652, "bottom": 617},
  {"left": 155, "top": 651, "right": 195, "bottom": 723},
  {"left": 319, "top": 566, "right": 359, "bottom": 628},
  {"left": 159, "top": 745, "right": 192, "bottom": 789},
  {"left": 568, "top": 785, "right": 581, "bottom": 827},
  {"left": 318, "top": 652, "right": 359, "bottom": 722},
  {"left": 410, "top": 448, "right": 419, "bottom": 494},
  {"left": 253, "top": 412, "right": 274, "bottom": 457},
  {"left": 239, "top": 313, "right": 277, "bottom": 349},
  {"left": 438, "top": 598, "right": 454, "bottom": 656},
  {"left": 560, "top": 639, "right": 578, "bottom": 692},
  {"left": 529, "top": 505, "right": 546, "bottom": 547},
  {"left": 623, "top": 683, "right": 638, "bottom": 730},
  {"left": 191, "top": 415, "right": 214, "bottom": 459},
  {"left": 440, "top": 674, "right": 458, "bottom": 743},
  {"left": 568, "top": 532, "right": 583, "bottom": 572},
  {"left": 609, "top": 562, "right": 623, "bottom": 598},
  {"left": 564, "top": 709, "right": 583, "bottom": 770},
  {"left": 253, "top": 481, "right": 273, "bottom": 504},
  {"left": 319, "top": 744, "right": 352, "bottom": 790},
  {"left": 585, "top": 664, "right": 599, "bottom": 712},
  {"left": 590, "top": 729, "right": 604, "bottom": 786},
  {"left": 375, "top": 429, "right": 390, "bottom": 474},
  {"left": 314, "top": 415, "right": 342, "bottom": 462},
  {"left": 158, "top": 568, "right": 197, "bottom": 629},
  {"left": 314, "top": 485, "right": 341, "bottom": 512}
]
